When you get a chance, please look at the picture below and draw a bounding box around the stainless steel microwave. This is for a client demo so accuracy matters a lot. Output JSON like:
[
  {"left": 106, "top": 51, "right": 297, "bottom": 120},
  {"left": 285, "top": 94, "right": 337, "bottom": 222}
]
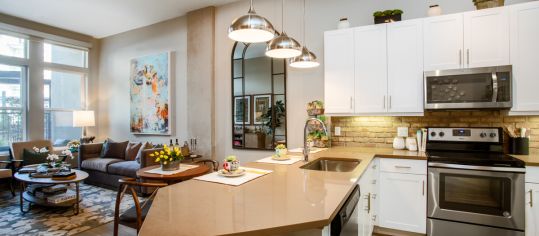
[{"left": 424, "top": 65, "right": 512, "bottom": 110}]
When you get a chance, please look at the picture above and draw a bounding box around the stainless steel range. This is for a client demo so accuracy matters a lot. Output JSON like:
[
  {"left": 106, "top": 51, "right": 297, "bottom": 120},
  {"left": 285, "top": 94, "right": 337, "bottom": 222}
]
[{"left": 426, "top": 127, "right": 525, "bottom": 236}]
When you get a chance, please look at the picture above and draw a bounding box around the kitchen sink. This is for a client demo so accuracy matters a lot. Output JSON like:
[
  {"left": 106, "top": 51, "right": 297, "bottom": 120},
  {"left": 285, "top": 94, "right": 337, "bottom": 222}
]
[{"left": 300, "top": 157, "right": 361, "bottom": 172}]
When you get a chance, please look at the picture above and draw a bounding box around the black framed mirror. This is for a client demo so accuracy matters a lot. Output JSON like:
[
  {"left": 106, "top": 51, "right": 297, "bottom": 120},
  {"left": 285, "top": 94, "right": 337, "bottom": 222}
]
[{"left": 231, "top": 42, "right": 287, "bottom": 150}]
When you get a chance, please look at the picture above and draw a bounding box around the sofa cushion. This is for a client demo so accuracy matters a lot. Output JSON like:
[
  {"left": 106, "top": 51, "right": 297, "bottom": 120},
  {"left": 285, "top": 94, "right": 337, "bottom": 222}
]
[
  {"left": 81, "top": 158, "right": 124, "bottom": 172},
  {"left": 136, "top": 142, "right": 154, "bottom": 164},
  {"left": 125, "top": 142, "right": 142, "bottom": 161},
  {"left": 101, "top": 139, "right": 129, "bottom": 159},
  {"left": 107, "top": 161, "right": 140, "bottom": 178},
  {"left": 22, "top": 148, "right": 49, "bottom": 166}
]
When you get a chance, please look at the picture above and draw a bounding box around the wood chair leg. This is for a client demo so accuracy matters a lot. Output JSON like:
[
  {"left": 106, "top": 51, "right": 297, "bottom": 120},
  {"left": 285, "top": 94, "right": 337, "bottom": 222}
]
[{"left": 9, "top": 178, "right": 15, "bottom": 197}]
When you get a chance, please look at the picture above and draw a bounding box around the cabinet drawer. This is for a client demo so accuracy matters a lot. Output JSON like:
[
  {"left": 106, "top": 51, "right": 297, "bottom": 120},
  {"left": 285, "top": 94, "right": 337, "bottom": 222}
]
[
  {"left": 526, "top": 166, "right": 539, "bottom": 183},
  {"left": 380, "top": 158, "right": 426, "bottom": 175}
]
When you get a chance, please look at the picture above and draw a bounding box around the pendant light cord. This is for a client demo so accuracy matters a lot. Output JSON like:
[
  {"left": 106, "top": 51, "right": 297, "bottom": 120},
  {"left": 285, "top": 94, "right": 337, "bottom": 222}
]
[
  {"left": 281, "top": 0, "right": 285, "bottom": 33},
  {"left": 302, "top": 0, "right": 306, "bottom": 45}
]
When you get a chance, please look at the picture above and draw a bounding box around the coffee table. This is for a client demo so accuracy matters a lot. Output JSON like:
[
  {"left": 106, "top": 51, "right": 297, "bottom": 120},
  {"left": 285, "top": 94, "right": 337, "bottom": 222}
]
[
  {"left": 137, "top": 164, "right": 210, "bottom": 185},
  {"left": 14, "top": 169, "right": 89, "bottom": 215}
]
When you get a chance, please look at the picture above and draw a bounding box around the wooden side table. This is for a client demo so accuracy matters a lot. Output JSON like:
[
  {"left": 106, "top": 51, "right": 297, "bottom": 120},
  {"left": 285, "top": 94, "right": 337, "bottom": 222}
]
[{"left": 137, "top": 164, "right": 210, "bottom": 185}]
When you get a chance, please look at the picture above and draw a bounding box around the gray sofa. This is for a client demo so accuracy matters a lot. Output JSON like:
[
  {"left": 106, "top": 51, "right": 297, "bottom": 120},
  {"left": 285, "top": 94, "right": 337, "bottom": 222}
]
[{"left": 78, "top": 143, "right": 161, "bottom": 194}]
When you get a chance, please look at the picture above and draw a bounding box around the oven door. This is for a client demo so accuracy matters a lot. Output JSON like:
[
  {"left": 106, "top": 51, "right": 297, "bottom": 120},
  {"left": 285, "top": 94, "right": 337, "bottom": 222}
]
[
  {"left": 428, "top": 166, "right": 524, "bottom": 230},
  {"left": 424, "top": 65, "right": 512, "bottom": 109}
]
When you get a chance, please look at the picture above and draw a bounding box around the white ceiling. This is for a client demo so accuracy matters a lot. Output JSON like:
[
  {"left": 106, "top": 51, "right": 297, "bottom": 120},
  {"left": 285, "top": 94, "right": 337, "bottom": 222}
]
[{"left": 0, "top": 0, "right": 240, "bottom": 38}]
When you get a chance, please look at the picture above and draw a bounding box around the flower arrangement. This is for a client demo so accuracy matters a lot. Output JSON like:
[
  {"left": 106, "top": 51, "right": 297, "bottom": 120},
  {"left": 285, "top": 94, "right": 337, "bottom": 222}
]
[
  {"left": 223, "top": 155, "right": 240, "bottom": 172},
  {"left": 150, "top": 145, "right": 184, "bottom": 171},
  {"left": 61, "top": 149, "right": 74, "bottom": 159},
  {"left": 67, "top": 140, "right": 81, "bottom": 152},
  {"left": 275, "top": 144, "right": 287, "bottom": 157}
]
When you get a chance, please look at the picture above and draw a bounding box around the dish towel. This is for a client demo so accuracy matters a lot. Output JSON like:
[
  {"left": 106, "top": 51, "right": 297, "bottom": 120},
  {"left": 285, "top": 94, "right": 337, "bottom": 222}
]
[
  {"left": 144, "top": 164, "right": 199, "bottom": 175},
  {"left": 193, "top": 167, "right": 272, "bottom": 186},
  {"left": 256, "top": 156, "right": 303, "bottom": 165}
]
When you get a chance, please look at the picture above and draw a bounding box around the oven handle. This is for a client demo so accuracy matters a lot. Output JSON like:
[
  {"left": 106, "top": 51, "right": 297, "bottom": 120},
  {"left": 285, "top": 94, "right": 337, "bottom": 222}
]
[
  {"left": 492, "top": 72, "right": 498, "bottom": 102},
  {"left": 428, "top": 162, "right": 526, "bottom": 173}
]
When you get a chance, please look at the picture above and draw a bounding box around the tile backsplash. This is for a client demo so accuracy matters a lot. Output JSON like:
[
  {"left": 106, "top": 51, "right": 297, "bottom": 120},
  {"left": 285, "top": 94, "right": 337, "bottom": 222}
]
[{"left": 330, "top": 111, "right": 539, "bottom": 151}]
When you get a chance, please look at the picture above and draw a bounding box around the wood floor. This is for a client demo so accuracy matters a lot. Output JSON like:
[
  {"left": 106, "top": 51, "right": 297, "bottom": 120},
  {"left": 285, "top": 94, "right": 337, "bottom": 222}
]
[{"left": 76, "top": 222, "right": 136, "bottom": 236}]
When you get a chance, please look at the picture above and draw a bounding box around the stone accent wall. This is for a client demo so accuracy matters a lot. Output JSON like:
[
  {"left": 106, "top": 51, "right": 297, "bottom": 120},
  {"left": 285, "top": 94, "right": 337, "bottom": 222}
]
[{"left": 330, "top": 111, "right": 539, "bottom": 151}]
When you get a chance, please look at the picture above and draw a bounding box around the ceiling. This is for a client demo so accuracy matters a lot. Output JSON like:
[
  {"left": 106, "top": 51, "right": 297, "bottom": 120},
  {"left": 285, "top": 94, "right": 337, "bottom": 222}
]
[{"left": 0, "top": 0, "right": 240, "bottom": 38}]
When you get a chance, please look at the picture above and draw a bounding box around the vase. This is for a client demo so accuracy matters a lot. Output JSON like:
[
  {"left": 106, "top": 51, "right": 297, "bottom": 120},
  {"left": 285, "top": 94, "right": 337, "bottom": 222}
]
[
  {"left": 161, "top": 161, "right": 180, "bottom": 171},
  {"left": 275, "top": 148, "right": 288, "bottom": 157},
  {"left": 428, "top": 5, "right": 442, "bottom": 17},
  {"left": 337, "top": 18, "right": 350, "bottom": 29}
]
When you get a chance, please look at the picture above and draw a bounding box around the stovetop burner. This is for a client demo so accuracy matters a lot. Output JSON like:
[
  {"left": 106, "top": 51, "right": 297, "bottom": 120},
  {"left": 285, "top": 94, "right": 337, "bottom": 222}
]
[{"left": 427, "top": 151, "right": 525, "bottom": 168}]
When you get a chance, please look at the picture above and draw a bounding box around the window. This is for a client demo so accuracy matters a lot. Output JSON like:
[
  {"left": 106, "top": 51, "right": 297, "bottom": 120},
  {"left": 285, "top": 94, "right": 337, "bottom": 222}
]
[
  {"left": 43, "top": 43, "right": 88, "bottom": 145},
  {"left": 0, "top": 64, "right": 24, "bottom": 149},
  {"left": 0, "top": 34, "right": 26, "bottom": 58}
]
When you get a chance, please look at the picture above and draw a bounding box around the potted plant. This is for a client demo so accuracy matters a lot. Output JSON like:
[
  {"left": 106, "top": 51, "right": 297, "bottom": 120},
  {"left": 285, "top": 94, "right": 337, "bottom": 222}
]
[
  {"left": 373, "top": 9, "right": 403, "bottom": 24},
  {"left": 223, "top": 155, "right": 240, "bottom": 172},
  {"left": 473, "top": 0, "right": 504, "bottom": 9},
  {"left": 67, "top": 139, "right": 81, "bottom": 153},
  {"left": 275, "top": 144, "right": 288, "bottom": 157},
  {"left": 150, "top": 145, "right": 184, "bottom": 171},
  {"left": 306, "top": 100, "right": 325, "bottom": 116}
]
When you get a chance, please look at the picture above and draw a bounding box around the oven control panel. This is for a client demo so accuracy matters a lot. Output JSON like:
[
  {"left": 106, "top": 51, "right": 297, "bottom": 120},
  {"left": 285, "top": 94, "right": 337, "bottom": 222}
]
[{"left": 428, "top": 128, "right": 500, "bottom": 142}]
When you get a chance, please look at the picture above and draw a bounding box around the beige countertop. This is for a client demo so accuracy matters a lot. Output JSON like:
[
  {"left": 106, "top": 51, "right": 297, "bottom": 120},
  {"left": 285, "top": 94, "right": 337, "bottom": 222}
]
[
  {"left": 511, "top": 152, "right": 539, "bottom": 167},
  {"left": 139, "top": 147, "right": 425, "bottom": 236}
]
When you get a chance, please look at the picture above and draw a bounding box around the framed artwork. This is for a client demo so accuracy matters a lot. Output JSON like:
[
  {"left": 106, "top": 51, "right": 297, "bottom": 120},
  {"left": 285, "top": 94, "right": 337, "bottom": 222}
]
[
  {"left": 130, "top": 52, "right": 171, "bottom": 135},
  {"left": 234, "top": 96, "right": 250, "bottom": 125},
  {"left": 253, "top": 94, "right": 272, "bottom": 125}
]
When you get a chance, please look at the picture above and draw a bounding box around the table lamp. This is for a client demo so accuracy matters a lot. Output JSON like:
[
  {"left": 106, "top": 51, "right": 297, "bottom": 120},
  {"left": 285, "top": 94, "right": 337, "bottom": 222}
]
[{"left": 73, "top": 110, "right": 95, "bottom": 143}]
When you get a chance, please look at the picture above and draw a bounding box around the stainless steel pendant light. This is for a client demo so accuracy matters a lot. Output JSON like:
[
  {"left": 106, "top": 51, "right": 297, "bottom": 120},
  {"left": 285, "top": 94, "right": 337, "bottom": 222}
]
[
  {"left": 290, "top": 0, "right": 319, "bottom": 68},
  {"left": 228, "top": 0, "right": 276, "bottom": 43},
  {"left": 265, "top": 0, "right": 302, "bottom": 58}
]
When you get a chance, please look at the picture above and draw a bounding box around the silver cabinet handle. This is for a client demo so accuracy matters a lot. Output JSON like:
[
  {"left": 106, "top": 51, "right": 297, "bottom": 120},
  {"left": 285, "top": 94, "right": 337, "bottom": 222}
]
[
  {"left": 372, "top": 164, "right": 377, "bottom": 170},
  {"left": 367, "top": 193, "right": 371, "bottom": 213},
  {"left": 350, "top": 97, "right": 353, "bottom": 110},
  {"left": 394, "top": 165, "right": 411, "bottom": 169},
  {"left": 383, "top": 96, "right": 386, "bottom": 109},
  {"left": 422, "top": 180, "right": 425, "bottom": 196},
  {"left": 467, "top": 49, "right": 470, "bottom": 66},
  {"left": 389, "top": 96, "right": 392, "bottom": 109},
  {"left": 371, "top": 193, "right": 377, "bottom": 199},
  {"left": 530, "top": 189, "right": 533, "bottom": 207},
  {"left": 459, "top": 50, "right": 462, "bottom": 67}
]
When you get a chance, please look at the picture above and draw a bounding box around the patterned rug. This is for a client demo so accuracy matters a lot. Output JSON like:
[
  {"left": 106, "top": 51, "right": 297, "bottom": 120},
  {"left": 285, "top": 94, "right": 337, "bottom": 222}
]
[{"left": 0, "top": 183, "right": 136, "bottom": 236}]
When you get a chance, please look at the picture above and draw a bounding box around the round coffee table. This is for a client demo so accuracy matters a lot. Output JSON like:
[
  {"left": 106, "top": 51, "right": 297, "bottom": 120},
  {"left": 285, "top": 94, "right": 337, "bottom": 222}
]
[
  {"left": 14, "top": 169, "right": 89, "bottom": 215},
  {"left": 137, "top": 164, "right": 210, "bottom": 185}
]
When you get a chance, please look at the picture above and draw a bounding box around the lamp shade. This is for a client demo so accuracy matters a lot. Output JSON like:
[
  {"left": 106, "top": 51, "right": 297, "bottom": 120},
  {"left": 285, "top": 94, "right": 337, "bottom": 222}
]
[
  {"left": 290, "top": 47, "right": 320, "bottom": 68},
  {"left": 73, "top": 110, "right": 95, "bottom": 127},
  {"left": 265, "top": 32, "right": 302, "bottom": 58},
  {"left": 228, "top": 7, "right": 275, "bottom": 43}
]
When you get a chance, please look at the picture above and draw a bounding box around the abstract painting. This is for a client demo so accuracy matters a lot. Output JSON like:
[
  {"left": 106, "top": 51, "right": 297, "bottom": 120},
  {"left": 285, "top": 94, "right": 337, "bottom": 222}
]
[{"left": 130, "top": 52, "right": 171, "bottom": 135}]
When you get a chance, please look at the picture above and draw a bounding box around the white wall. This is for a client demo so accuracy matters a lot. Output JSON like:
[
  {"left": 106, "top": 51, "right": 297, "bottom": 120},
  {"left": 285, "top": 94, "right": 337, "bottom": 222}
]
[
  {"left": 97, "top": 16, "right": 188, "bottom": 144},
  {"left": 214, "top": 0, "right": 533, "bottom": 162}
]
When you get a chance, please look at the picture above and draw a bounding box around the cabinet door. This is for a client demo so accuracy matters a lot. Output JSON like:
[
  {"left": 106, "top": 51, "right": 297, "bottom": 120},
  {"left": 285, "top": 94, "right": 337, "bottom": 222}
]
[
  {"left": 379, "top": 172, "right": 427, "bottom": 234},
  {"left": 423, "top": 13, "right": 464, "bottom": 71},
  {"left": 510, "top": 1, "right": 539, "bottom": 113},
  {"left": 387, "top": 19, "right": 424, "bottom": 113},
  {"left": 358, "top": 163, "right": 373, "bottom": 236},
  {"left": 463, "top": 7, "right": 510, "bottom": 68},
  {"left": 354, "top": 24, "right": 388, "bottom": 113},
  {"left": 526, "top": 183, "right": 539, "bottom": 236},
  {"left": 324, "top": 29, "right": 355, "bottom": 113}
]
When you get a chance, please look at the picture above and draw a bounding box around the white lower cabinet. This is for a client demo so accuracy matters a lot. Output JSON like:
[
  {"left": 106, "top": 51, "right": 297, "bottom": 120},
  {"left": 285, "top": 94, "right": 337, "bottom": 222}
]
[
  {"left": 525, "top": 183, "right": 539, "bottom": 236},
  {"left": 357, "top": 158, "right": 426, "bottom": 235}
]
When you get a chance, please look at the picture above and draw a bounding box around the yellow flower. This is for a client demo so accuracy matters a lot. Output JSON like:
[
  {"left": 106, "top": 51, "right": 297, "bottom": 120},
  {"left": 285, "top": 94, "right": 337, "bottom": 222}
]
[
  {"left": 155, "top": 158, "right": 160, "bottom": 162},
  {"left": 150, "top": 153, "right": 154, "bottom": 157},
  {"left": 160, "top": 151, "right": 164, "bottom": 155},
  {"left": 164, "top": 144, "right": 168, "bottom": 148},
  {"left": 163, "top": 161, "right": 168, "bottom": 165}
]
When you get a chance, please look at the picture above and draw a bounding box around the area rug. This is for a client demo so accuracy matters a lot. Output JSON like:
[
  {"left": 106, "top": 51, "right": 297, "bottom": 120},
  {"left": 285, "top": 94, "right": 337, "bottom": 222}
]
[{"left": 0, "top": 183, "right": 137, "bottom": 236}]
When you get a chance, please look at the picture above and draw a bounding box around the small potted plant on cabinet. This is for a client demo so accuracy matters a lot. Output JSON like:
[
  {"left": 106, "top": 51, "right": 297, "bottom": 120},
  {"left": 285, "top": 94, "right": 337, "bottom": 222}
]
[{"left": 373, "top": 9, "right": 403, "bottom": 24}]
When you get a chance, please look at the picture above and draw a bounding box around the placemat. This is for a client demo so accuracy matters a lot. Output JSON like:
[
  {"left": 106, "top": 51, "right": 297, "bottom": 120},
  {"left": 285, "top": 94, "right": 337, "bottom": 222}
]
[
  {"left": 256, "top": 156, "right": 303, "bottom": 165},
  {"left": 193, "top": 167, "right": 272, "bottom": 186},
  {"left": 144, "top": 164, "right": 199, "bottom": 175}
]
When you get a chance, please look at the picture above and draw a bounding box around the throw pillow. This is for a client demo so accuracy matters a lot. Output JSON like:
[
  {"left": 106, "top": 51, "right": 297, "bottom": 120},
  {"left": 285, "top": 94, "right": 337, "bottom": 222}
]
[
  {"left": 136, "top": 142, "right": 154, "bottom": 164},
  {"left": 22, "top": 148, "right": 49, "bottom": 166},
  {"left": 125, "top": 142, "right": 142, "bottom": 161},
  {"left": 100, "top": 138, "right": 129, "bottom": 159}
]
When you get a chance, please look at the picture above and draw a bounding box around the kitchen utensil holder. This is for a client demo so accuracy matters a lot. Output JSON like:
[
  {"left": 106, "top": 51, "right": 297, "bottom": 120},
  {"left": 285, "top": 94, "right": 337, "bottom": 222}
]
[{"left": 510, "top": 137, "right": 529, "bottom": 155}]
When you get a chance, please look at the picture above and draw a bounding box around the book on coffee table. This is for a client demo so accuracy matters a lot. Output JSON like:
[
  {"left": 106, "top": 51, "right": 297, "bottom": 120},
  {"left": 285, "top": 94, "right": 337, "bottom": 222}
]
[{"left": 47, "top": 190, "right": 76, "bottom": 204}]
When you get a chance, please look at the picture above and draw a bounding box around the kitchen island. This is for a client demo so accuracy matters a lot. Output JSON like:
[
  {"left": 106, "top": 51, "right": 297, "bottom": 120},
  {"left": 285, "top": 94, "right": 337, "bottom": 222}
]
[{"left": 138, "top": 147, "right": 426, "bottom": 236}]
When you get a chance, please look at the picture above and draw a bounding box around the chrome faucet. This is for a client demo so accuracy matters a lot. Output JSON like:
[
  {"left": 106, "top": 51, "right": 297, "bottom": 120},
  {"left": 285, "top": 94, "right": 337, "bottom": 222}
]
[{"left": 303, "top": 117, "right": 328, "bottom": 162}]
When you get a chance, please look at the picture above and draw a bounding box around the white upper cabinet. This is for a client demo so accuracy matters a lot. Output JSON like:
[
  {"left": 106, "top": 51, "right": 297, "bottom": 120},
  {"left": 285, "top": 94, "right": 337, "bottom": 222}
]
[
  {"left": 387, "top": 19, "right": 424, "bottom": 113},
  {"left": 423, "top": 13, "right": 464, "bottom": 71},
  {"left": 510, "top": 1, "right": 539, "bottom": 113},
  {"left": 324, "top": 28, "right": 355, "bottom": 114},
  {"left": 463, "top": 7, "right": 510, "bottom": 68},
  {"left": 354, "top": 25, "right": 388, "bottom": 114}
]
